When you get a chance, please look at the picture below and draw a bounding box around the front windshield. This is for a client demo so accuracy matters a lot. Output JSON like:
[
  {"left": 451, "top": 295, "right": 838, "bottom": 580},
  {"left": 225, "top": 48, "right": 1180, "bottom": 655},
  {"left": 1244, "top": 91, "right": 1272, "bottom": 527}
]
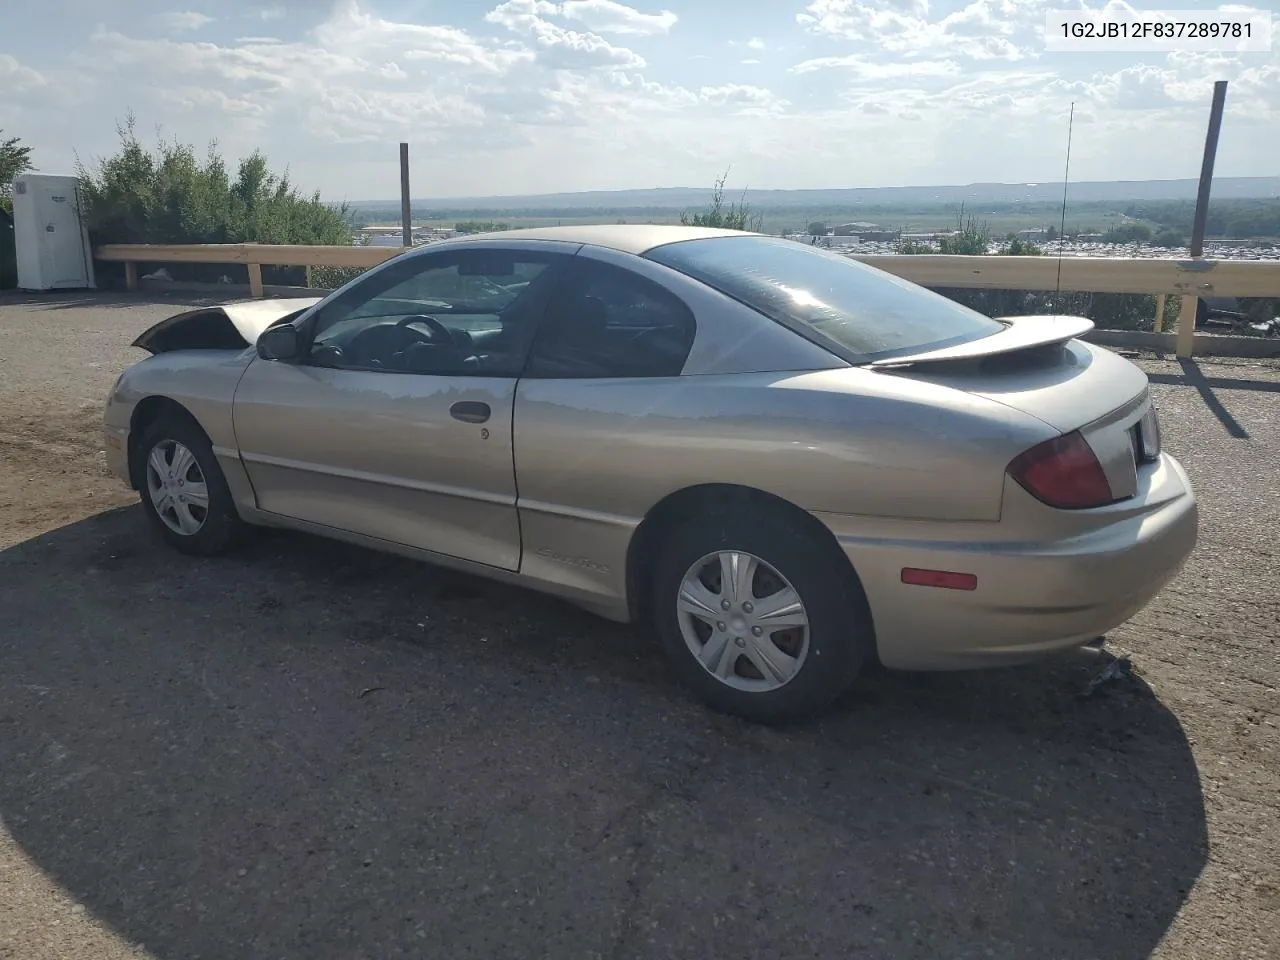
[{"left": 645, "top": 235, "right": 1003, "bottom": 363}]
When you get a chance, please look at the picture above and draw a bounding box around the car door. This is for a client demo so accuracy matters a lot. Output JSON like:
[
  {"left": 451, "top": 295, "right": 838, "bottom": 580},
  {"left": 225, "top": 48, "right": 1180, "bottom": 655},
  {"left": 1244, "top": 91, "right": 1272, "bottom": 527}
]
[
  {"left": 513, "top": 249, "right": 699, "bottom": 597},
  {"left": 233, "top": 242, "right": 575, "bottom": 570}
]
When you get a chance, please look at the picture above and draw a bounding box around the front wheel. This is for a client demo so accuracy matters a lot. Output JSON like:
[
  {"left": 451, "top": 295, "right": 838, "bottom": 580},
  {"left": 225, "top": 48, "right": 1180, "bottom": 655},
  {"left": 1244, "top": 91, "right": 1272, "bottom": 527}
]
[
  {"left": 651, "top": 506, "right": 872, "bottom": 724},
  {"left": 136, "top": 415, "right": 246, "bottom": 556}
]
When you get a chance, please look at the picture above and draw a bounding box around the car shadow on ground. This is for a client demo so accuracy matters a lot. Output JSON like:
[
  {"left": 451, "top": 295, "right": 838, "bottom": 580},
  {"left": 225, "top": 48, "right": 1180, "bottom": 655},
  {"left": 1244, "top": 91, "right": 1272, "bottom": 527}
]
[
  {"left": 0, "top": 507, "right": 1208, "bottom": 960},
  {"left": 1145, "top": 360, "right": 1280, "bottom": 440}
]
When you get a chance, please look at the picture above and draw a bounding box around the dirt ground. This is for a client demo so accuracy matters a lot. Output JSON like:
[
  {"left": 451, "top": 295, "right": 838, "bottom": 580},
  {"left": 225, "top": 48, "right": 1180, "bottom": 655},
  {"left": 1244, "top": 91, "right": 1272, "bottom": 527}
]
[{"left": 1, "top": 290, "right": 1277, "bottom": 960}]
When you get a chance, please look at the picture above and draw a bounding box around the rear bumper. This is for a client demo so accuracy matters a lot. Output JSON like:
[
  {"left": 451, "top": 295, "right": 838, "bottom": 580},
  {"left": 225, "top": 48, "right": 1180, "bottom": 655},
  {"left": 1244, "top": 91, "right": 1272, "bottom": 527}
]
[{"left": 817, "top": 453, "right": 1198, "bottom": 670}]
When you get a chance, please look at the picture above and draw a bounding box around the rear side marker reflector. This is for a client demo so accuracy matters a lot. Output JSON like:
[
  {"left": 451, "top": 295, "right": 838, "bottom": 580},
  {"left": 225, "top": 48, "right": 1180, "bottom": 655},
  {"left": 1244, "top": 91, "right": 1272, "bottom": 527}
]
[{"left": 901, "top": 568, "right": 978, "bottom": 591}]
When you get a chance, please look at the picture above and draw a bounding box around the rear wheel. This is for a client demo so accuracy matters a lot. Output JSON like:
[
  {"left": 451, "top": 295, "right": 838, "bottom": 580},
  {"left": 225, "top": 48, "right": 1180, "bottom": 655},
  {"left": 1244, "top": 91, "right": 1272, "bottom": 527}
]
[
  {"left": 136, "top": 415, "right": 246, "bottom": 556},
  {"left": 651, "top": 505, "right": 871, "bottom": 723}
]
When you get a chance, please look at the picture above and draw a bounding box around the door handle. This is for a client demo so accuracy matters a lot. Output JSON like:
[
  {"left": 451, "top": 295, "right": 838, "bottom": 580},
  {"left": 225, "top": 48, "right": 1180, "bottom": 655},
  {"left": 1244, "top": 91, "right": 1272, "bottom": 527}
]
[{"left": 450, "top": 401, "right": 491, "bottom": 424}]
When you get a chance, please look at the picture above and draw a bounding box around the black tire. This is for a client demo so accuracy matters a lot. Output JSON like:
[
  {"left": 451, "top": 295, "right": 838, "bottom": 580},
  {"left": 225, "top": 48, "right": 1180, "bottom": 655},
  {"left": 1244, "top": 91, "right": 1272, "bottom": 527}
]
[
  {"left": 135, "top": 413, "right": 247, "bottom": 556},
  {"left": 651, "top": 503, "right": 872, "bottom": 724}
]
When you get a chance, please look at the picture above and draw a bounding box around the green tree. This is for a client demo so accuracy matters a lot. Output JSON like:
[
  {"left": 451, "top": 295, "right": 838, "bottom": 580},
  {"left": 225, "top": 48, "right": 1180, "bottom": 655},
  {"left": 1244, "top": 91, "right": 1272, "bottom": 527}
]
[
  {"left": 76, "top": 115, "right": 350, "bottom": 246},
  {"left": 1105, "top": 222, "right": 1152, "bottom": 244},
  {"left": 895, "top": 238, "right": 933, "bottom": 254},
  {"left": 75, "top": 115, "right": 352, "bottom": 286},
  {"left": 807, "top": 221, "right": 828, "bottom": 236},
  {"left": 1151, "top": 227, "right": 1185, "bottom": 248},
  {"left": 937, "top": 207, "right": 990, "bottom": 255},
  {"left": 680, "top": 169, "right": 762, "bottom": 232},
  {"left": 1, "top": 130, "right": 35, "bottom": 213},
  {"left": 453, "top": 220, "right": 510, "bottom": 234},
  {"left": 1001, "top": 236, "right": 1043, "bottom": 256}
]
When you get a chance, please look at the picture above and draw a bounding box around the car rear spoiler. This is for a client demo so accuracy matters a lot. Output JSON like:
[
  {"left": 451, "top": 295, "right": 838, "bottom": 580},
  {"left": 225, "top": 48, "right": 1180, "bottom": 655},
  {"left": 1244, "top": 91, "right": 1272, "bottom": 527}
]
[{"left": 869, "top": 315, "right": 1095, "bottom": 369}]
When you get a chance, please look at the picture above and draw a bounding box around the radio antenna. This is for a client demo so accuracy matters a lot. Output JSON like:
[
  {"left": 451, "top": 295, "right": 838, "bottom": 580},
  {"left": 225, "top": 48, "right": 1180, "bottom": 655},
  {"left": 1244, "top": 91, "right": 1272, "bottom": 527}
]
[{"left": 1055, "top": 102, "right": 1075, "bottom": 306}]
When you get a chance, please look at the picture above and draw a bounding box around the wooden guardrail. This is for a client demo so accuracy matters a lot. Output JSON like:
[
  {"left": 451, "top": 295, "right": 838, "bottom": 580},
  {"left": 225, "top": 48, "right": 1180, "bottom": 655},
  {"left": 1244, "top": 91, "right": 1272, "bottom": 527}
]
[
  {"left": 95, "top": 242, "right": 401, "bottom": 298},
  {"left": 95, "top": 242, "right": 1280, "bottom": 358}
]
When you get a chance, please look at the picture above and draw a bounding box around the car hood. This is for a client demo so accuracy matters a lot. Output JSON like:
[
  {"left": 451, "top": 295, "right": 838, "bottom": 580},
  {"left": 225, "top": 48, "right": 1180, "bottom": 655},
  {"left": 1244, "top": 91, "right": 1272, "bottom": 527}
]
[{"left": 132, "top": 297, "right": 321, "bottom": 354}]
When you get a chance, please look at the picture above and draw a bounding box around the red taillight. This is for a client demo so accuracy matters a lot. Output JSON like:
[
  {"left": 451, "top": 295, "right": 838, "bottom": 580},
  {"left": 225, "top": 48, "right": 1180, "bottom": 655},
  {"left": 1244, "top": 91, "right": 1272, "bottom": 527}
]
[{"left": 1008, "top": 431, "right": 1114, "bottom": 509}]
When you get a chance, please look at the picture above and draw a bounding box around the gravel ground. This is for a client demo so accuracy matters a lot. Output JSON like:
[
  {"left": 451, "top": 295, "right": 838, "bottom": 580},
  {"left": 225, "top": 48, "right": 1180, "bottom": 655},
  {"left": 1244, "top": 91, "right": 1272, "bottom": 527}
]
[{"left": 1, "top": 291, "right": 1277, "bottom": 960}]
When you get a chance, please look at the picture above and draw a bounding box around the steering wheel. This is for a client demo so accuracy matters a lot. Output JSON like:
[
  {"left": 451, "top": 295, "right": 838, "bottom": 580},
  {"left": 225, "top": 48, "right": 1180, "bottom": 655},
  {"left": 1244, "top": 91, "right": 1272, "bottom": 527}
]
[{"left": 395, "top": 314, "right": 453, "bottom": 344}]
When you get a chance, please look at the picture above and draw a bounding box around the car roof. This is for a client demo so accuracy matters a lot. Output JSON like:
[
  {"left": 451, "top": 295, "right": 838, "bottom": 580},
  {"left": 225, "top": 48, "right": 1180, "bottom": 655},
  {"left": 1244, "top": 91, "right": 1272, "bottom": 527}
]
[{"left": 437, "top": 224, "right": 758, "bottom": 256}]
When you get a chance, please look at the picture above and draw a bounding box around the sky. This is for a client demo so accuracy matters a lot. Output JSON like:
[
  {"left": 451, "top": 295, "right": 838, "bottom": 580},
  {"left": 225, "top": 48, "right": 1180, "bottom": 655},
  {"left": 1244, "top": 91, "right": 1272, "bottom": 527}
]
[{"left": 1, "top": 0, "right": 1278, "bottom": 201}]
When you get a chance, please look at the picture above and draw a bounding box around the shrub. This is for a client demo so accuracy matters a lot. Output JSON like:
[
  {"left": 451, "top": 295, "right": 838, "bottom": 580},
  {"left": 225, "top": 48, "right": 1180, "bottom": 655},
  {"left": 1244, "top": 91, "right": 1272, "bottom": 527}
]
[
  {"left": 76, "top": 116, "right": 351, "bottom": 284},
  {"left": 1151, "top": 228, "right": 1186, "bottom": 249},
  {"left": 896, "top": 238, "right": 933, "bottom": 254},
  {"left": 680, "top": 169, "right": 762, "bottom": 232},
  {"left": 1105, "top": 222, "right": 1152, "bottom": 244},
  {"left": 454, "top": 220, "right": 510, "bottom": 234},
  {"left": 1, "top": 130, "right": 35, "bottom": 215},
  {"left": 309, "top": 265, "right": 368, "bottom": 289},
  {"left": 1000, "top": 236, "right": 1043, "bottom": 256},
  {"left": 937, "top": 209, "right": 990, "bottom": 255}
]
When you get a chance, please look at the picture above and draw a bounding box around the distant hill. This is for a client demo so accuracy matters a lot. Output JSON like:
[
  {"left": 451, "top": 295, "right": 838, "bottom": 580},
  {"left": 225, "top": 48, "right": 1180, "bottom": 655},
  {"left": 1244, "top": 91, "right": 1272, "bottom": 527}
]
[{"left": 348, "top": 177, "right": 1280, "bottom": 212}]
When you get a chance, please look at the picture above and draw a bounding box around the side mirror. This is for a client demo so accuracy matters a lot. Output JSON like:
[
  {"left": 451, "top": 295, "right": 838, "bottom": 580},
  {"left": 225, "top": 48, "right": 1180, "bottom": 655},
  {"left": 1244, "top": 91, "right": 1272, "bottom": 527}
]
[{"left": 257, "top": 324, "right": 300, "bottom": 361}]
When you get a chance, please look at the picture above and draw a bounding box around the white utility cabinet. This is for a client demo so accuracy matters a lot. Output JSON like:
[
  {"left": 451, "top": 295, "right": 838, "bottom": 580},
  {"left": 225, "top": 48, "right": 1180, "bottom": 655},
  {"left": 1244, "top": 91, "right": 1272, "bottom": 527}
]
[{"left": 11, "top": 174, "right": 96, "bottom": 291}]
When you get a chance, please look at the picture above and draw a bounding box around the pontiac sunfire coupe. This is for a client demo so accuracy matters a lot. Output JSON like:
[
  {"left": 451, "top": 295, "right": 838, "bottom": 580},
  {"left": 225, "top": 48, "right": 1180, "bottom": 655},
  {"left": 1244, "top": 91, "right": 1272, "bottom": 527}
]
[{"left": 104, "top": 225, "right": 1198, "bottom": 722}]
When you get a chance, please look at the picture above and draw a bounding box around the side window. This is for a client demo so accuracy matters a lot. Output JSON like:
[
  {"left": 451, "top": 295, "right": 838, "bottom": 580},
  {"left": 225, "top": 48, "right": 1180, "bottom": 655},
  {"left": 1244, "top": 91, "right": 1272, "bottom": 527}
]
[
  {"left": 304, "top": 251, "right": 559, "bottom": 376},
  {"left": 525, "top": 261, "right": 696, "bottom": 379}
]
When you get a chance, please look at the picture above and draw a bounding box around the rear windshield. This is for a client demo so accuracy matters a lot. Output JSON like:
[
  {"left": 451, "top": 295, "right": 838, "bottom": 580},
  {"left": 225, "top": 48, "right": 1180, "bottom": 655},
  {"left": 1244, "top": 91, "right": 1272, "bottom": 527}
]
[{"left": 645, "top": 235, "right": 1004, "bottom": 363}]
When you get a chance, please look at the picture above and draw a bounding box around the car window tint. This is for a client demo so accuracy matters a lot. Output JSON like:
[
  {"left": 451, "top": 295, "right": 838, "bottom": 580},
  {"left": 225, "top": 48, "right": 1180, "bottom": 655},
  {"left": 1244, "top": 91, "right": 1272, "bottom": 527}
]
[
  {"left": 306, "top": 252, "right": 559, "bottom": 377},
  {"left": 645, "top": 235, "right": 1004, "bottom": 364},
  {"left": 525, "top": 261, "right": 695, "bottom": 379}
]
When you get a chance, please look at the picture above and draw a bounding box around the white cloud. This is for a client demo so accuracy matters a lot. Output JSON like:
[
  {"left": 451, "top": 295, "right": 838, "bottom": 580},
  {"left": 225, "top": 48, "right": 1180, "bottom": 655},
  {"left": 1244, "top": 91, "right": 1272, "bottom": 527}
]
[
  {"left": 0, "top": 54, "right": 47, "bottom": 94},
  {"left": 87, "top": 23, "right": 495, "bottom": 151},
  {"left": 559, "top": 0, "right": 678, "bottom": 35},
  {"left": 6, "top": 0, "right": 1278, "bottom": 199},
  {"left": 1111, "top": 65, "right": 1180, "bottom": 109},
  {"left": 792, "top": 55, "right": 960, "bottom": 78},
  {"left": 698, "top": 83, "right": 790, "bottom": 115},
  {"left": 322, "top": 2, "right": 528, "bottom": 73},
  {"left": 160, "top": 11, "right": 215, "bottom": 32},
  {"left": 604, "top": 71, "right": 700, "bottom": 110},
  {"left": 796, "top": 0, "right": 1035, "bottom": 60},
  {"left": 486, "top": 0, "right": 645, "bottom": 68},
  {"left": 158, "top": 87, "right": 267, "bottom": 117},
  {"left": 52, "top": 0, "right": 786, "bottom": 193},
  {"left": 257, "top": 5, "right": 285, "bottom": 20}
]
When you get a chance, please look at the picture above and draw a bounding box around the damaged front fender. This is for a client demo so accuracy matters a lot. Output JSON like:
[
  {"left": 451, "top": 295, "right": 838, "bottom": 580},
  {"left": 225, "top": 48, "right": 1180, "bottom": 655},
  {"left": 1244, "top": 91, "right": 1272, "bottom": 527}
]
[{"left": 132, "top": 297, "right": 322, "bottom": 354}]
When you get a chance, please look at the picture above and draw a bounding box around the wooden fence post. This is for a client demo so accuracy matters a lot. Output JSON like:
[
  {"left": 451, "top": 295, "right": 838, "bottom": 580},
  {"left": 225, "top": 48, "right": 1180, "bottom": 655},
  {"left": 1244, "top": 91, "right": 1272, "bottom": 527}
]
[
  {"left": 247, "top": 263, "right": 264, "bottom": 298},
  {"left": 1175, "top": 295, "right": 1198, "bottom": 358}
]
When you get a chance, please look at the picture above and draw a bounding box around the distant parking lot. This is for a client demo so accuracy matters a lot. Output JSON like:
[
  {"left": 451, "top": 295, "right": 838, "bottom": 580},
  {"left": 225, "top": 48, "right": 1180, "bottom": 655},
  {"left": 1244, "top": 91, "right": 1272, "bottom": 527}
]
[{"left": 1, "top": 291, "right": 1278, "bottom": 960}]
